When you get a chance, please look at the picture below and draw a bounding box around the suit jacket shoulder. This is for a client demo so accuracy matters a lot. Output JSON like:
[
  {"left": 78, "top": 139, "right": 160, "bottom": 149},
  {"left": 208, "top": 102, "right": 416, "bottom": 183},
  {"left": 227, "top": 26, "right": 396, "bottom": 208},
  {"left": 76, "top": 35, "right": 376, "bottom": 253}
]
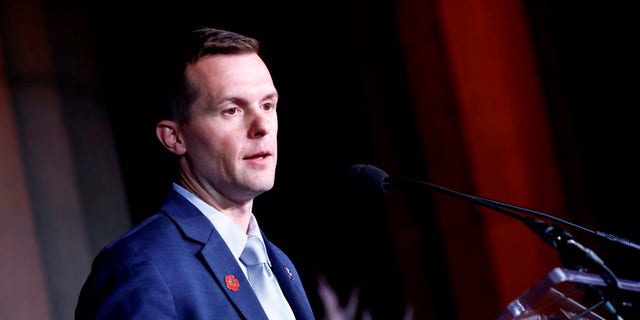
[{"left": 76, "top": 189, "right": 315, "bottom": 320}]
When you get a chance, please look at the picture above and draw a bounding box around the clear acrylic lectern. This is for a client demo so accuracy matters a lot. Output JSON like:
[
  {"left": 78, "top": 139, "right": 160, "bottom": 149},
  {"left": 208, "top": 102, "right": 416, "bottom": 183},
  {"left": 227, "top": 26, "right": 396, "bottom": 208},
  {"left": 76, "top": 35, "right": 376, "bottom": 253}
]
[{"left": 496, "top": 267, "right": 640, "bottom": 319}]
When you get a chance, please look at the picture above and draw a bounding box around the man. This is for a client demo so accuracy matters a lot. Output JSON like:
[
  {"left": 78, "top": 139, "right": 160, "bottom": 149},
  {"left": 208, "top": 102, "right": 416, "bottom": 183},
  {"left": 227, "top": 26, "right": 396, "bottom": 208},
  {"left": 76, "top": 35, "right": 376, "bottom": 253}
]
[{"left": 75, "top": 27, "right": 316, "bottom": 319}]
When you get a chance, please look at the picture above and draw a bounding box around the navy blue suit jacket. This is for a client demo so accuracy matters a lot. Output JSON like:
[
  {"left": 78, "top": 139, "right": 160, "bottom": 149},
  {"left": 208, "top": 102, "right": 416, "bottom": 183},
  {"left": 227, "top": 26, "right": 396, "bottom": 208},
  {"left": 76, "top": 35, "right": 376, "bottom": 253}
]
[{"left": 75, "top": 189, "right": 315, "bottom": 319}]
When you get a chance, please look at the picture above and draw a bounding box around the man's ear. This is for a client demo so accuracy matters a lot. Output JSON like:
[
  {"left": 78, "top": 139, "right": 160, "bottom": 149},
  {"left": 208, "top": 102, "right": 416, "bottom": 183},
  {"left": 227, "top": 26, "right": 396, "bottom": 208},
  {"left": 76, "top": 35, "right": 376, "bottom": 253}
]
[{"left": 156, "top": 120, "right": 186, "bottom": 155}]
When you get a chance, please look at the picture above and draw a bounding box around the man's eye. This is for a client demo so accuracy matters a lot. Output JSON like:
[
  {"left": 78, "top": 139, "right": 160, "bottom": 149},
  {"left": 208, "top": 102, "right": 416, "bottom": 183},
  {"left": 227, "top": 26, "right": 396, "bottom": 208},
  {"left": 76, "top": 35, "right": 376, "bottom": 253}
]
[
  {"left": 263, "top": 103, "right": 275, "bottom": 111},
  {"left": 224, "top": 107, "right": 239, "bottom": 115}
]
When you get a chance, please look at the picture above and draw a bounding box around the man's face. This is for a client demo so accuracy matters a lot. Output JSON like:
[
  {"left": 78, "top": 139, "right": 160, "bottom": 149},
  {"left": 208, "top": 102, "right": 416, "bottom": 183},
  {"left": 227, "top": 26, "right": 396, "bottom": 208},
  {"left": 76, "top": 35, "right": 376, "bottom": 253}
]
[{"left": 179, "top": 53, "right": 278, "bottom": 204}]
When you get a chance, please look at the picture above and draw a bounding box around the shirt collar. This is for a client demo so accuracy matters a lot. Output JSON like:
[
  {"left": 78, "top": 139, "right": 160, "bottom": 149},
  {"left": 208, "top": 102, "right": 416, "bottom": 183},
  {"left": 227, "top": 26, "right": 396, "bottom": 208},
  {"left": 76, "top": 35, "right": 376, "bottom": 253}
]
[{"left": 172, "top": 183, "right": 268, "bottom": 264}]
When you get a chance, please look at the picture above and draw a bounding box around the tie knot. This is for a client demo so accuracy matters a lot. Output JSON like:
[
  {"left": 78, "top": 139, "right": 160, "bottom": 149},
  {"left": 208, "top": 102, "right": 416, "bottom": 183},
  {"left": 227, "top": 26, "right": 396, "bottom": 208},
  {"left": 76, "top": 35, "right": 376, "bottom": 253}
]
[{"left": 240, "top": 235, "right": 267, "bottom": 266}]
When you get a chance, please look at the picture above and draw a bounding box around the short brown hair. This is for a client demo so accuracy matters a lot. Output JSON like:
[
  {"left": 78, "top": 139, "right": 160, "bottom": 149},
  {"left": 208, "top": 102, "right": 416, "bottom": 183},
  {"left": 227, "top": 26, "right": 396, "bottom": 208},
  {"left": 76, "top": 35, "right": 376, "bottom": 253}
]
[{"left": 161, "top": 27, "right": 261, "bottom": 124}]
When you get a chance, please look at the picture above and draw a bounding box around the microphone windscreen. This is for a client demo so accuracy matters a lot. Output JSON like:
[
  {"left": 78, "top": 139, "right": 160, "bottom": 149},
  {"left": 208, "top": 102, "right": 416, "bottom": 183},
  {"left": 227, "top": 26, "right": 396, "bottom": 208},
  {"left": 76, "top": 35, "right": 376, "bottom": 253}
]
[{"left": 345, "top": 164, "right": 388, "bottom": 194}]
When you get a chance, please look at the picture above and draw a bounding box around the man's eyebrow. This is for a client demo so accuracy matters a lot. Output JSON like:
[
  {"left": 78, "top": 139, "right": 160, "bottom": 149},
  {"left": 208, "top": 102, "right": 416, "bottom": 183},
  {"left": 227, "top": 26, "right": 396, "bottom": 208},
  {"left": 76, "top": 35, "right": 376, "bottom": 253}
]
[
  {"left": 263, "top": 92, "right": 279, "bottom": 100},
  {"left": 217, "top": 92, "right": 279, "bottom": 105}
]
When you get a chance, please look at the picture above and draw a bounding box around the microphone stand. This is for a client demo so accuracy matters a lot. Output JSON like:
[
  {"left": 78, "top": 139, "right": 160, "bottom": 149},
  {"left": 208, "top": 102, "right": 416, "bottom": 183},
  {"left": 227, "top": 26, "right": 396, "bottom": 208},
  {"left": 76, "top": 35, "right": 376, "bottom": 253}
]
[{"left": 387, "top": 178, "right": 635, "bottom": 319}]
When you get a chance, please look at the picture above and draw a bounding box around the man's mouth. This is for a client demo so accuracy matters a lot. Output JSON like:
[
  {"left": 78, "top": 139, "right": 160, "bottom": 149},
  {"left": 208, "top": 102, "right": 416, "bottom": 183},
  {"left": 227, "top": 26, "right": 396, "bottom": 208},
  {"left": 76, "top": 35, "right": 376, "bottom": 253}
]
[{"left": 244, "top": 151, "right": 271, "bottom": 160}]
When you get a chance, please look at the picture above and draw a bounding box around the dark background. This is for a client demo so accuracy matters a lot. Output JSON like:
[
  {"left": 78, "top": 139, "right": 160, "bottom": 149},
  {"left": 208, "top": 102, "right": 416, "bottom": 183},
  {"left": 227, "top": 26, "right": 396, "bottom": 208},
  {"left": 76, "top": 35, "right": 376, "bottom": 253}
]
[{"left": 37, "top": 0, "right": 639, "bottom": 318}]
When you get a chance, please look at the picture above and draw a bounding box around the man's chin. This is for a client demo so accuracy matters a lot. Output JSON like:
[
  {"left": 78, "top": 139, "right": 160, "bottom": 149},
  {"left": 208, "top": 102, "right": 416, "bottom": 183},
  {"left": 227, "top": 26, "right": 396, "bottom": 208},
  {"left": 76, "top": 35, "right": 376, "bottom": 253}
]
[{"left": 247, "top": 180, "right": 275, "bottom": 194}]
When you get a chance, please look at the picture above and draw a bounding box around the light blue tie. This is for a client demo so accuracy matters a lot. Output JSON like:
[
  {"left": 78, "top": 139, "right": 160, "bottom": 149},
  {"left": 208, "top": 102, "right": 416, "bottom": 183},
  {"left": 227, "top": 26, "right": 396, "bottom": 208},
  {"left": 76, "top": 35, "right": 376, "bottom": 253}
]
[{"left": 240, "top": 235, "right": 295, "bottom": 319}]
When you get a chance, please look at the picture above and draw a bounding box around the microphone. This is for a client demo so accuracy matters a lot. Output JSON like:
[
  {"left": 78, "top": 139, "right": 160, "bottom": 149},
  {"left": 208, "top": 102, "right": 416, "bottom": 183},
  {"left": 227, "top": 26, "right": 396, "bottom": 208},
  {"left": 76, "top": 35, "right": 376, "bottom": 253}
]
[
  {"left": 346, "top": 164, "right": 640, "bottom": 253},
  {"left": 345, "top": 164, "right": 572, "bottom": 249},
  {"left": 345, "top": 163, "right": 389, "bottom": 194}
]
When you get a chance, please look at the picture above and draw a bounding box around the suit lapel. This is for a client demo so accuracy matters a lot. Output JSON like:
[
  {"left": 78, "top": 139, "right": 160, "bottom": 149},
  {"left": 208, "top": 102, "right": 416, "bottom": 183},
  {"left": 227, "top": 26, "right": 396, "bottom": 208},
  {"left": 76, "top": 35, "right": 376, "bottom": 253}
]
[
  {"left": 200, "top": 237, "right": 269, "bottom": 320},
  {"left": 160, "top": 190, "right": 269, "bottom": 320},
  {"left": 263, "top": 235, "right": 316, "bottom": 320}
]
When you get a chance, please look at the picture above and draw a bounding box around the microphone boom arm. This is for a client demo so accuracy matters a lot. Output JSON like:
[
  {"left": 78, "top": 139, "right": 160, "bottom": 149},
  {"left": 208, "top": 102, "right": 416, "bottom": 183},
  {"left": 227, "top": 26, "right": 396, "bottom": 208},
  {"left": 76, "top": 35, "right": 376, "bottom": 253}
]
[{"left": 388, "top": 178, "right": 640, "bottom": 252}]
